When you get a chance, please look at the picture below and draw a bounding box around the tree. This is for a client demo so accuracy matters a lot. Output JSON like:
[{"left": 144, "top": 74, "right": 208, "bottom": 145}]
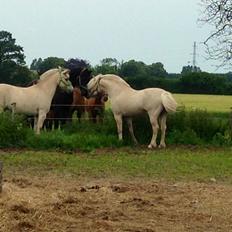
[
  {"left": 65, "top": 58, "right": 90, "bottom": 70},
  {"left": 93, "top": 58, "right": 119, "bottom": 75},
  {"left": 31, "top": 57, "right": 65, "bottom": 74},
  {"left": 0, "top": 31, "right": 31, "bottom": 85},
  {"left": 200, "top": 0, "right": 232, "bottom": 66},
  {"left": 181, "top": 65, "right": 201, "bottom": 75},
  {"left": 30, "top": 58, "right": 42, "bottom": 71},
  {"left": 147, "top": 62, "right": 167, "bottom": 78},
  {"left": 0, "top": 31, "right": 25, "bottom": 65}
]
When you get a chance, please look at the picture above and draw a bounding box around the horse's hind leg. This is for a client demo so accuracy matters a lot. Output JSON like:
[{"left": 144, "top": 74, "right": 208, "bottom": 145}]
[
  {"left": 158, "top": 111, "right": 167, "bottom": 148},
  {"left": 148, "top": 108, "right": 162, "bottom": 149},
  {"left": 126, "top": 118, "right": 138, "bottom": 145}
]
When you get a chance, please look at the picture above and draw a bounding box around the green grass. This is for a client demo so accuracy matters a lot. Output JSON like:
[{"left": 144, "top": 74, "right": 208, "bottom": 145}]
[
  {"left": 106, "top": 94, "right": 232, "bottom": 113},
  {"left": 174, "top": 94, "right": 232, "bottom": 113},
  {"left": 1, "top": 147, "right": 232, "bottom": 183}
]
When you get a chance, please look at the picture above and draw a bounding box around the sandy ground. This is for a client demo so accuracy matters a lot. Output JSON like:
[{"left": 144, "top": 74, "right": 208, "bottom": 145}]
[{"left": 1, "top": 175, "right": 232, "bottom": 232}]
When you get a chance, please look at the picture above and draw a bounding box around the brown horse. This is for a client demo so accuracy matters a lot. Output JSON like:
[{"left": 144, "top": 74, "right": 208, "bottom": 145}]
[
  {"left": 85, "top": 92, "right": 108, "bottom": 123},
  {"left": 71, "top": 87, "right": 107, "bottom": 123},
  {"left": 70, "top": 87, "right": 86, "bottom": 122}
]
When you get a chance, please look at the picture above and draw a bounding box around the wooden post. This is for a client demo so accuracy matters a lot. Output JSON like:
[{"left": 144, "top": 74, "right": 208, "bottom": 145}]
[{"left": 0, "top": 161, "right": 2, "bottom": 193}]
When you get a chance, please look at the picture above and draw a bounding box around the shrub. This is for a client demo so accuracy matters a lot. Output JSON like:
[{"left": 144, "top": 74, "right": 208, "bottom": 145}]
[{"left": 0, "top": 112, "right": 29, "bottom": 147}]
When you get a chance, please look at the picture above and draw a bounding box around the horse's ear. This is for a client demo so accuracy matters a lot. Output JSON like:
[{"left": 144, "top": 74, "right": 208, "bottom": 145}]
[{"left": 62, "top": 69, "right": 70, "bottom": 77}]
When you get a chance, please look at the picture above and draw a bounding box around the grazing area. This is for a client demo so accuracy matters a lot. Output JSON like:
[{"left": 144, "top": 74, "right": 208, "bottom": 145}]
[
  {"left": 174, "top": 93, "right": 232, "bottom": 112},
  {"left": 0, "top": 94, "right": 231, "bottom": 231},
  {"left": 1, "top": 148, "right": 232, "bottom": 231}
]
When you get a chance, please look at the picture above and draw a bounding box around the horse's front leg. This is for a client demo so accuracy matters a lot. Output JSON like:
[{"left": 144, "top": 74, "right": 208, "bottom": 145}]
[
  {"left": 36, "top": 110, "right": 47, "bottom": 134},
  {"left": 126, "top": 118, "right": 138, "bottom": 145},
  {"left": 11, "top": 103, "right": 16, "bottom": 120},
  {"left": 113, "top": 113, "right": 123, "bottom": 140},
  {"left": 34, "top": 116, "right": 38, "bottom": 132}
]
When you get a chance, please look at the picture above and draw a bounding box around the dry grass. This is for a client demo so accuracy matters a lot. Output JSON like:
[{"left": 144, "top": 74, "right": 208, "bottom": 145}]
[{"left": 1, "top": 174, "right": 232, "bottom": 231}]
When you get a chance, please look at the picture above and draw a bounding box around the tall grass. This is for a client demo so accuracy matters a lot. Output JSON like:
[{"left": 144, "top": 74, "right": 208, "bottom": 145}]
[{"left": 0, "top": 109, "right": 231, "bottom": 150}]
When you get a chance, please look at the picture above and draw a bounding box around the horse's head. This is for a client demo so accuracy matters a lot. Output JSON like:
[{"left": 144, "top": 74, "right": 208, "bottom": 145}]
[
  {"left": 67, "top": 67, "right": 93, "bottom": 97},
  {"left": 57, "top": 67, "right": 73, "bottom": 93},
  {"left": 78, "top": 68, "right": 93, "bottom": 97},
  {"left": 86, "top": 75, "right": 103, "bottom": 98}
]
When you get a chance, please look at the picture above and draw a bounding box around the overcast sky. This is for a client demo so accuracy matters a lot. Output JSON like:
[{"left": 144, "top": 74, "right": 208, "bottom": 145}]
[{"left": 0, "top": 0, "right": 226, "bottom": 73}]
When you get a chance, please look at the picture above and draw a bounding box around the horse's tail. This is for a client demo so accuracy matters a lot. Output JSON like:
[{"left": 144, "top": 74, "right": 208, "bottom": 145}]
[{"left": 161, "top": 91, "right": 178, "bottom": 113}]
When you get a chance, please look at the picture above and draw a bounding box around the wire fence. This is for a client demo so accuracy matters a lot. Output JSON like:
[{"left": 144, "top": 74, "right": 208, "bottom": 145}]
[{"left": 27, "top": 103, "right": 106, "bottom": 122}]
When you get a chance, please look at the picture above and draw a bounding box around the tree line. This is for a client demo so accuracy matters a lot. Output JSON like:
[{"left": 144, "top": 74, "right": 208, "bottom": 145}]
[{"left": 1, "top": 30, "right": 232, "bottom": 95}]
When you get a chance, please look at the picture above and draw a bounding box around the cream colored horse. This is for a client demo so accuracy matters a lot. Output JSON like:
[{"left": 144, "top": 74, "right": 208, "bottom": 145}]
[
  {"left": 0, "top": 67, "right": 73, "bottom": 134},
  {"left": 87, "top": 74, "right": 177, "bottom": 148}
]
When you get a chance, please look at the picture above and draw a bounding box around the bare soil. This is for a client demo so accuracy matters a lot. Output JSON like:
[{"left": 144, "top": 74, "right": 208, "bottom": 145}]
[{"left": 1, "top": 174, "right": 232, "bottom": 232}]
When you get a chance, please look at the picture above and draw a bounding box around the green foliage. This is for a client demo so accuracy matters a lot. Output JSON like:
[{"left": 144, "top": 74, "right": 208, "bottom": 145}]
[
  {"left": 30, "top": 57, "right": 65, "bottom": 74},
  {"left": 180, "top": 72, "right": 229, "bottom": 94},
  {"left": 0, "top": 112, "right": 29, "bottom": 147},
  {"left": 0, "top": 31, "right": 25, "bottom": 65},
  {"left": 0, "top": 109, "right": 231, "bottom": 149},
  {"left": 0, "top": 30, "right": 34, "bottom": 85}
]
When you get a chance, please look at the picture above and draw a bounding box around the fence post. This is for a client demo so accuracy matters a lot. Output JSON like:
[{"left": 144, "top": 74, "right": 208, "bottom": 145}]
[{"left": 0, "top": 161, "right": 2, "bottom": 193}]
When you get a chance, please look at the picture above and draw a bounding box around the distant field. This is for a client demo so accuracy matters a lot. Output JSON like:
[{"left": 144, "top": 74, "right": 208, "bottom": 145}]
[
  {"left": 106, "top": 94, "right": 232, "bottom": 113},
  {"left": 174, "top": 94, "right": 232, "bottom": 113}
]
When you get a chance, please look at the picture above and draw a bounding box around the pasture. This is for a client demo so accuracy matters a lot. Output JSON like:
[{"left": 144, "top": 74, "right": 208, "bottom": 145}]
[
  {"left": 1, "top": 148, "right": 232, "bottom": 231},
  {"left": 174, "top": 93, "right": 232, "bottom": 112},
  {"left": 0, "top": 93, "right": 232, "bottom": 231}
]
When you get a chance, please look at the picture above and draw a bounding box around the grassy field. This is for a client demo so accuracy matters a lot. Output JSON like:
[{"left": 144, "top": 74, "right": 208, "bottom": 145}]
[
  {"left": 174, "top": 94, "right": 232, "bottom": 112},
  {"left": 106, "top": 93, "right": 232, "bottom": 113},
  {"left": 2, "top": 147, "right": 232, "bottom": 183}
]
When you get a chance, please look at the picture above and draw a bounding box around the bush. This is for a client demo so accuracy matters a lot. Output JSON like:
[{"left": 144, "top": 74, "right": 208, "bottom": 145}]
[
  {"left": 0, "top": 109, "right": 231, "bottom": 149},
  {"left": 0, "top": 112, "right": 29, "bottom": 147}
]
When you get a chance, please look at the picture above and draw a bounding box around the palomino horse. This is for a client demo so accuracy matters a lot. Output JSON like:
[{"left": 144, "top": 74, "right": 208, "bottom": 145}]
[
  {"left": 87, "top": 74, "right": 177, "bottom": 148},
  {"left": 0, "top": 67, "right": 73, "bottom": 134}
]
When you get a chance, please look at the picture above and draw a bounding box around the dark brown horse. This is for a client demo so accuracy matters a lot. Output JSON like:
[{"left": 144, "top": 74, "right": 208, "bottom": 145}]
[{"left": 47, "top": 67, "right": 92, "bottom": 129}]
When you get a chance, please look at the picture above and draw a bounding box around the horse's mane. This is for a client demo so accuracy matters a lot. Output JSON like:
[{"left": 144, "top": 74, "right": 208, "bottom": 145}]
[
  {"left": 99, "top": 74, "right": 130, "bottom": 88},
  {"left": 40, "top": 69, "right": 58, "bottom": 80}
]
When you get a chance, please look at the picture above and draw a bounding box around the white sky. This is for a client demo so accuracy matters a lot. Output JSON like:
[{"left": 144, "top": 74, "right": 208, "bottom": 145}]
[{"left": 0, "top": 0, "right": 227, "bottom": 73}]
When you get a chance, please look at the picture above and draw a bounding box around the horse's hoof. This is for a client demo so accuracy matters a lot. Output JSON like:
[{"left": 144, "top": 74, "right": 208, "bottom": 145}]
[
  {"left": 148, "top": 144, "right": 157, "bottom": 149},
  {"left": 158, "top": 144, "right": 166, "bottom": 149}
]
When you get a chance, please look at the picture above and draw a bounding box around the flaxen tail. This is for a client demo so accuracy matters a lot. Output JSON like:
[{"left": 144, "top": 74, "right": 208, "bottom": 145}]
[{"left": 161, "top": 91, "right": 178, "bottom": 113}]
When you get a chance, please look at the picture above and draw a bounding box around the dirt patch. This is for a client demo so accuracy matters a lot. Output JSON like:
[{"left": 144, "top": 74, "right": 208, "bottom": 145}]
[{"left": 1, "top": 175, "right": 232, "bottom": 231}]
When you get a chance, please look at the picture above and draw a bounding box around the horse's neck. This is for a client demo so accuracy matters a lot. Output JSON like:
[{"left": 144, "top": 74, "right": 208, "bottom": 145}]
[
  {"left": 102, "top": 78, "right": 133, "bottom": 98},
  {"left": 37, "top": 74, "right": 59, "bottom": 98}
]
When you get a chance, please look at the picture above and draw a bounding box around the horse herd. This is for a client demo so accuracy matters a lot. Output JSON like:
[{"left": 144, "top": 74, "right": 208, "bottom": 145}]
[{"left": 0, "top": 66, "right": 177, "bottom": 148}]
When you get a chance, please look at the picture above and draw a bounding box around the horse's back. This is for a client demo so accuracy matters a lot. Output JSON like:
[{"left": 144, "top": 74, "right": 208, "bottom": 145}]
[{"left": 141, "top": 88, "right": 177, "bottom": 113}]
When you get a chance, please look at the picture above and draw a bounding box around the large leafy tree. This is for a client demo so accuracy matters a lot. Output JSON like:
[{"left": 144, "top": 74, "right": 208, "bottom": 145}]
[
  {"left": 200, "top": 0, "right": 232, "bottom": 66},
  {"left": 93, "top": 58, "right": 119, "bottom": 75},
  {"left": 31, "top": 57, "right": 65, "bottom": 74},
  {"left": 147, "top": 62, "right": 168, "bottom": 78},
  {"left": 65, "top": 58, "right": 90, "bottom": 70},
  {"left": 0, "top": 30, "right": 25, "bottom": 65},
  {"left": 0, "top": 31, "right": 34, "bottom": 85}
]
